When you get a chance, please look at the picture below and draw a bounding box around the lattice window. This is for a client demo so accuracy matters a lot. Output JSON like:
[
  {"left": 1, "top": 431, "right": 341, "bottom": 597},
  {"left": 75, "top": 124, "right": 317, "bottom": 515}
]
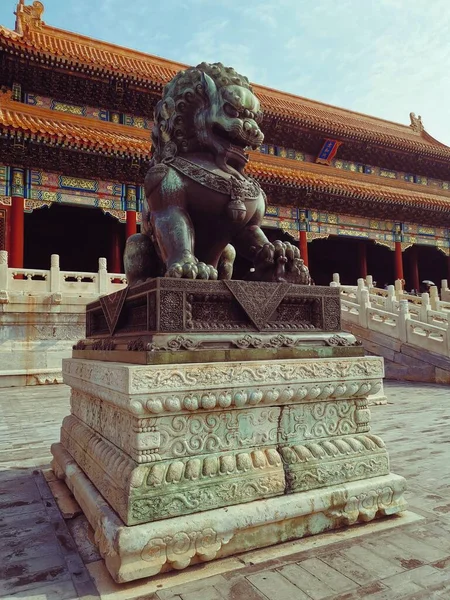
[{"left": 0, "top": 210, "right": 5, "bottom": 250}]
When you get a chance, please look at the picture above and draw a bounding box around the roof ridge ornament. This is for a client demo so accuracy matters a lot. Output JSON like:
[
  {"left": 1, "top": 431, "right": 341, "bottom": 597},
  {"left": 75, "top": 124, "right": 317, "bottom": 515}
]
[
  {"left": 15, "top": 0, "right": 45, "bottom": 35},
  {"left": 409, "top": 112, "right": 424, "bottom": 133}
]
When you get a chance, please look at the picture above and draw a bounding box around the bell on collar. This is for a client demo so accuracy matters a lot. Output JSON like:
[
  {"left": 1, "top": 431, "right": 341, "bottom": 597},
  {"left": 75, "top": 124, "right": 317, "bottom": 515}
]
[{"left": 227, "top": 199, "right": 247, "bottom": 222}]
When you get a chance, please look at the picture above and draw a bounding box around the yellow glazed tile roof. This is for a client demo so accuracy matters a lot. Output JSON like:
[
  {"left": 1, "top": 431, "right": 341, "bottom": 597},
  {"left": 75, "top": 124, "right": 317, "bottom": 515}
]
[
  {"left": 2, "top": 93, "right": 449, "bottom": 213},
  {"left": 249, "top": 153, "right": 450, "bottom": 211},
  {"left": 1, "top": 1, "right": 449, "bottom": 159},
  {"left": 0, "top": 91, "right": 150, "bottom": 155}
]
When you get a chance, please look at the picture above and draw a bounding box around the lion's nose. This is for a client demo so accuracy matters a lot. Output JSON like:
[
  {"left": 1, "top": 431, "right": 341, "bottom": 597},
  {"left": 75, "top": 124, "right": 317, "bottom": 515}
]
[{"left": 243, "top": 121, "right": 261, "bottom": 138}]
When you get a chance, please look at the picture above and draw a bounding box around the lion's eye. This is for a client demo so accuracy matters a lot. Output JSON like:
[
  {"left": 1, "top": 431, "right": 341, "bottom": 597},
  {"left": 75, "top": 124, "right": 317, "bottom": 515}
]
[
  {"left": 224, "top": 103, "right": 240, "bottom": 118},
  {"left": 254, "top": 111, "right": 263, "bottom": 124}
]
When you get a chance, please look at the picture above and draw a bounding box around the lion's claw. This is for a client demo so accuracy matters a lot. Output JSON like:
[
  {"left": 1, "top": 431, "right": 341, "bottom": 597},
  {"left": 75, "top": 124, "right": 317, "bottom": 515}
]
[
  {"left": 250, "top": 240, "right": 311, "bottom": 284},
  {"left": 165, "top": 259, "right": 218, "bottom": 280}
]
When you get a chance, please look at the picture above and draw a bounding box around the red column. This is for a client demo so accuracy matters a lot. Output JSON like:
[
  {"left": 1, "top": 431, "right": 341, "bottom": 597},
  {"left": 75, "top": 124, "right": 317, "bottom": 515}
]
[
  {"left": 126, "top": 210, "right": 137, "bottom": 239},
  {"left": 410, "top": 245, "right": 420, "bottom": 292},
  {"left": 125, "top": 184, "right": 137, "bottom": 239},
  {"left": 394, "top": 241, "right": 404, "bottom": 282},
  {"left": 299, "top": 229, "right": 309, "bottom": 267},
  {"left": 358, "top": 241, "right": 368, "bottom": 279},
  {"left": 10, "top": 167, "right": 25, "bottom": 269},
  {"left": 109, "top": 222, "right": 122, "bottom": 274}
]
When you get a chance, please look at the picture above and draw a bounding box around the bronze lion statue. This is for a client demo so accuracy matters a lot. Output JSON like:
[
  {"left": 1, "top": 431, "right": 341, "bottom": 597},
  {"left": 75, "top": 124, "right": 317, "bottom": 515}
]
[{"left": 124, "top": 62, "right": 310, "bottom": 285}]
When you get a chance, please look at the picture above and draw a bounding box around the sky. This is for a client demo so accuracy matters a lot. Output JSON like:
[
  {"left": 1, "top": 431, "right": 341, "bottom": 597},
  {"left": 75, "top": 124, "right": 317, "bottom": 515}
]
[{"left": 1, "top": 0, "right": 449, "bottom": 145}]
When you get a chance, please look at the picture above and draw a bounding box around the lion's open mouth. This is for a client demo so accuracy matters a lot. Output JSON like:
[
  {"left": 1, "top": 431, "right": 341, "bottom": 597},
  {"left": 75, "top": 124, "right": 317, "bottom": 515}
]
[{"left": 212, "top": 125, "right": 258, "bottom": 171}]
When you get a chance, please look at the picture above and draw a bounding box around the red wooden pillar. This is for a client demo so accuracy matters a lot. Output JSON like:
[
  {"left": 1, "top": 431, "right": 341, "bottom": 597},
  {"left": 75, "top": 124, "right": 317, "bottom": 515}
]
[
  {"left": 126, "top": 210, "right": 137, "bottom": 239},
  {"left": 394, "top": 241, "right": 404, "bottom": 282},
  {"left": 358, "top": 241, "right": 368, "bottom": 279},
  {"left": 109, "top": 221, "right": 122, "bottom": 274},
  {"left": 299, "top": 209, "right": 309, "bottom": 267},
  {"left": 410, "top": 245, "right": 420, "bottom": 292},
  {"left": 299, "top": 229, "right": 309, "bottom": 267},
  {"left": 125, "top": 184, "right": 137, "bottom": 239},
  {"left": 10, "top": 167, "right": 25, "bottom": 269}
]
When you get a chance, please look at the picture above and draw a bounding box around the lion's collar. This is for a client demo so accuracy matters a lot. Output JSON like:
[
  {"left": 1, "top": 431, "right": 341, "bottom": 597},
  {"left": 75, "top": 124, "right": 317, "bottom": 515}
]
[{"left": 170, "top": 156, "right": 261, "bottom": 201}]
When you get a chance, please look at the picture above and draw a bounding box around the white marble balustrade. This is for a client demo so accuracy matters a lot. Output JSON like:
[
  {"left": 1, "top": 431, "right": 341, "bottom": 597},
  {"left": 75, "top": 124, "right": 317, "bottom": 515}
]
[
  {"left": 332, "top": 273, "right": 450, "bottom": 358},
  {"left": 0, "top": 251, "right": 127, "bottom": 299}
]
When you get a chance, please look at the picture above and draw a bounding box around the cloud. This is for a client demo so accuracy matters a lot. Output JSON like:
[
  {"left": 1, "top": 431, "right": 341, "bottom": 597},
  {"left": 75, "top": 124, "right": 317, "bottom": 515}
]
[{"left": 347, "top": 0, "right": 450, "bottom": 142}]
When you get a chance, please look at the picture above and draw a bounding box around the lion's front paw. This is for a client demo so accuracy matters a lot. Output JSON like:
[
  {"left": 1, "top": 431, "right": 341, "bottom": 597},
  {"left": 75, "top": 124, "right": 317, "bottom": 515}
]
[
  {"left": 165, "top": 258, "right": 218, "bottom": 280},
  {"left": 165, "top": 262, "right": 197, "bottom": 279},
  {"left": 197, "top": 263, "right": 218, "bottom": 280},
  {"left": 250, "top": 241, "right": 311, "bottom": 284},
  {"left": 284, "top": 243, "right": 312, "bottom": 285}
]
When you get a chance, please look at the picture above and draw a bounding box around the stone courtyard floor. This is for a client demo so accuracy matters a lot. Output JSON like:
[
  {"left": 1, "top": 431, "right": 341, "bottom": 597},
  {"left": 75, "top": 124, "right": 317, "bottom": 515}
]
[{"left": 1, "top": 381, "right": 450, "bottom": 599}]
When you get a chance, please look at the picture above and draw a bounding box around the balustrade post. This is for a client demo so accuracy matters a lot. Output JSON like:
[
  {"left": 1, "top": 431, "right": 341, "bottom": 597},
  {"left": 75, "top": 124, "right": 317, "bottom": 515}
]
[
  {"left": 394, "top": 279, "right": 403, "bottom": 299},
  {"left": 50, "top": 254, "right": 60, "bottom": 293},
  {"left": 441, "top": 279, "right": 450, "bottom": 302},
  {"left": 386, "top": 285, "right": 396, "bottom": 312},
  {"left": 356, "top": 278, "right": 365, "bottom": 303},
  {"left": 98, "top": 257, "right": 108, "bottom": 294},
  {"left": 359, "top": 288, "right": 370, "bottom": 328},
  {"left": 365, "top": 275, "right": 373, "bottom": 289},
  {"left": 398, "top": 299, "right": 410, "bottom": 343},
  {"left": 332, "top": 273, "right": 340, "bottom": 286},
  {"left": 429, "top": 286, "right": 439, "bottom": 311},
  {"left": 0, "top": 251, "right": 8, "bottom": 290},
  {"left": 420, "top": 293, "right": 431, "bottom": 323}
]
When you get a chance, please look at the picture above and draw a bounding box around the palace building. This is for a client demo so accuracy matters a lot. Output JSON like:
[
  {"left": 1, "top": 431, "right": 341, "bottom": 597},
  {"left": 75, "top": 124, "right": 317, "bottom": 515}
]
[{"left": 1, "top": 0, "right": 450, "bottom": 286}]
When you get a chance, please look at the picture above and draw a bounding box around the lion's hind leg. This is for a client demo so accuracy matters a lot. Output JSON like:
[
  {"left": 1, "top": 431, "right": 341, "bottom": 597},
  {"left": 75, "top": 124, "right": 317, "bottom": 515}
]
[{"left": 124, "top": 233, "right": 159, "bottom": 286}]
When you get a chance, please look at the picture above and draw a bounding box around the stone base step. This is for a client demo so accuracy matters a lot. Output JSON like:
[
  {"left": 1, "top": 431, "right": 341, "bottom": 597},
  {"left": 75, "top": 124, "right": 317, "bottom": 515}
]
[
  {"left": 0, "top": 368, "right": 63, "bottom": 388},
  {"left": 51, "top": 442, "right": 407, "bottom": 584}
]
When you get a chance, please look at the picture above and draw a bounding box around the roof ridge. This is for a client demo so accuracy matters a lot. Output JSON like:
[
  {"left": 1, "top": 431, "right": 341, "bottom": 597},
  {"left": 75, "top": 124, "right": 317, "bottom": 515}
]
[
  {"left": 34, "top": 23, "right": 186, "bottom": 71},
  {"left": 33, "top": 23, "right": 419, "bottom": 134},
  {"left": 0, "top": 23, "right": 21, "bottom": 38},
  {"left": 253, "top": 84, "right": 416, "bottom": 132}
]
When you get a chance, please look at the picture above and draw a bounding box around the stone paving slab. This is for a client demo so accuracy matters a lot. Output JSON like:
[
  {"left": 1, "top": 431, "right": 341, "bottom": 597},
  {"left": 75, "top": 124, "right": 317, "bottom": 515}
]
[{"left": 1, "top": 381, "right": 450, "bottom": 599}]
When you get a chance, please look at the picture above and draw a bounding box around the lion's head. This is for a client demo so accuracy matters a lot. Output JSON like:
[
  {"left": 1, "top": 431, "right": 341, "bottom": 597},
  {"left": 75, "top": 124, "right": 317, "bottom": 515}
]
[{"left": 151, "top": 62, "right": 264, "bottom": 178}]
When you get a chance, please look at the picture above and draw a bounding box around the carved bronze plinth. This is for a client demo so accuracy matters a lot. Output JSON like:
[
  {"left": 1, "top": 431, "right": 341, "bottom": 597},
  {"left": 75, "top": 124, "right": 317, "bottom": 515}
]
[
  {"left": 87, "top": 278, "right": 338, "bottom": 334},
  {"left": 76, "top": 278, "right": 354, "bottom": 363}
]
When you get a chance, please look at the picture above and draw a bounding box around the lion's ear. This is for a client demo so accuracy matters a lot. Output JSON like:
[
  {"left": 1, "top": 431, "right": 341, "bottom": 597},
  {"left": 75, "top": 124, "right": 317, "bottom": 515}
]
[
  {"left": 199, "top": 72, "right": 217, "bottom": 105},
  {"left": 160, "top": 98, "right": 175, "bottom": 120}
]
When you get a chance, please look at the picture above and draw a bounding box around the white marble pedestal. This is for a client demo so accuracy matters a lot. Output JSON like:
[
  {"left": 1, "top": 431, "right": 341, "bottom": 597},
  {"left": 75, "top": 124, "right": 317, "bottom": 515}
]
[{"left": 51, "top": 354, "right": 406, "bottom": 583}]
